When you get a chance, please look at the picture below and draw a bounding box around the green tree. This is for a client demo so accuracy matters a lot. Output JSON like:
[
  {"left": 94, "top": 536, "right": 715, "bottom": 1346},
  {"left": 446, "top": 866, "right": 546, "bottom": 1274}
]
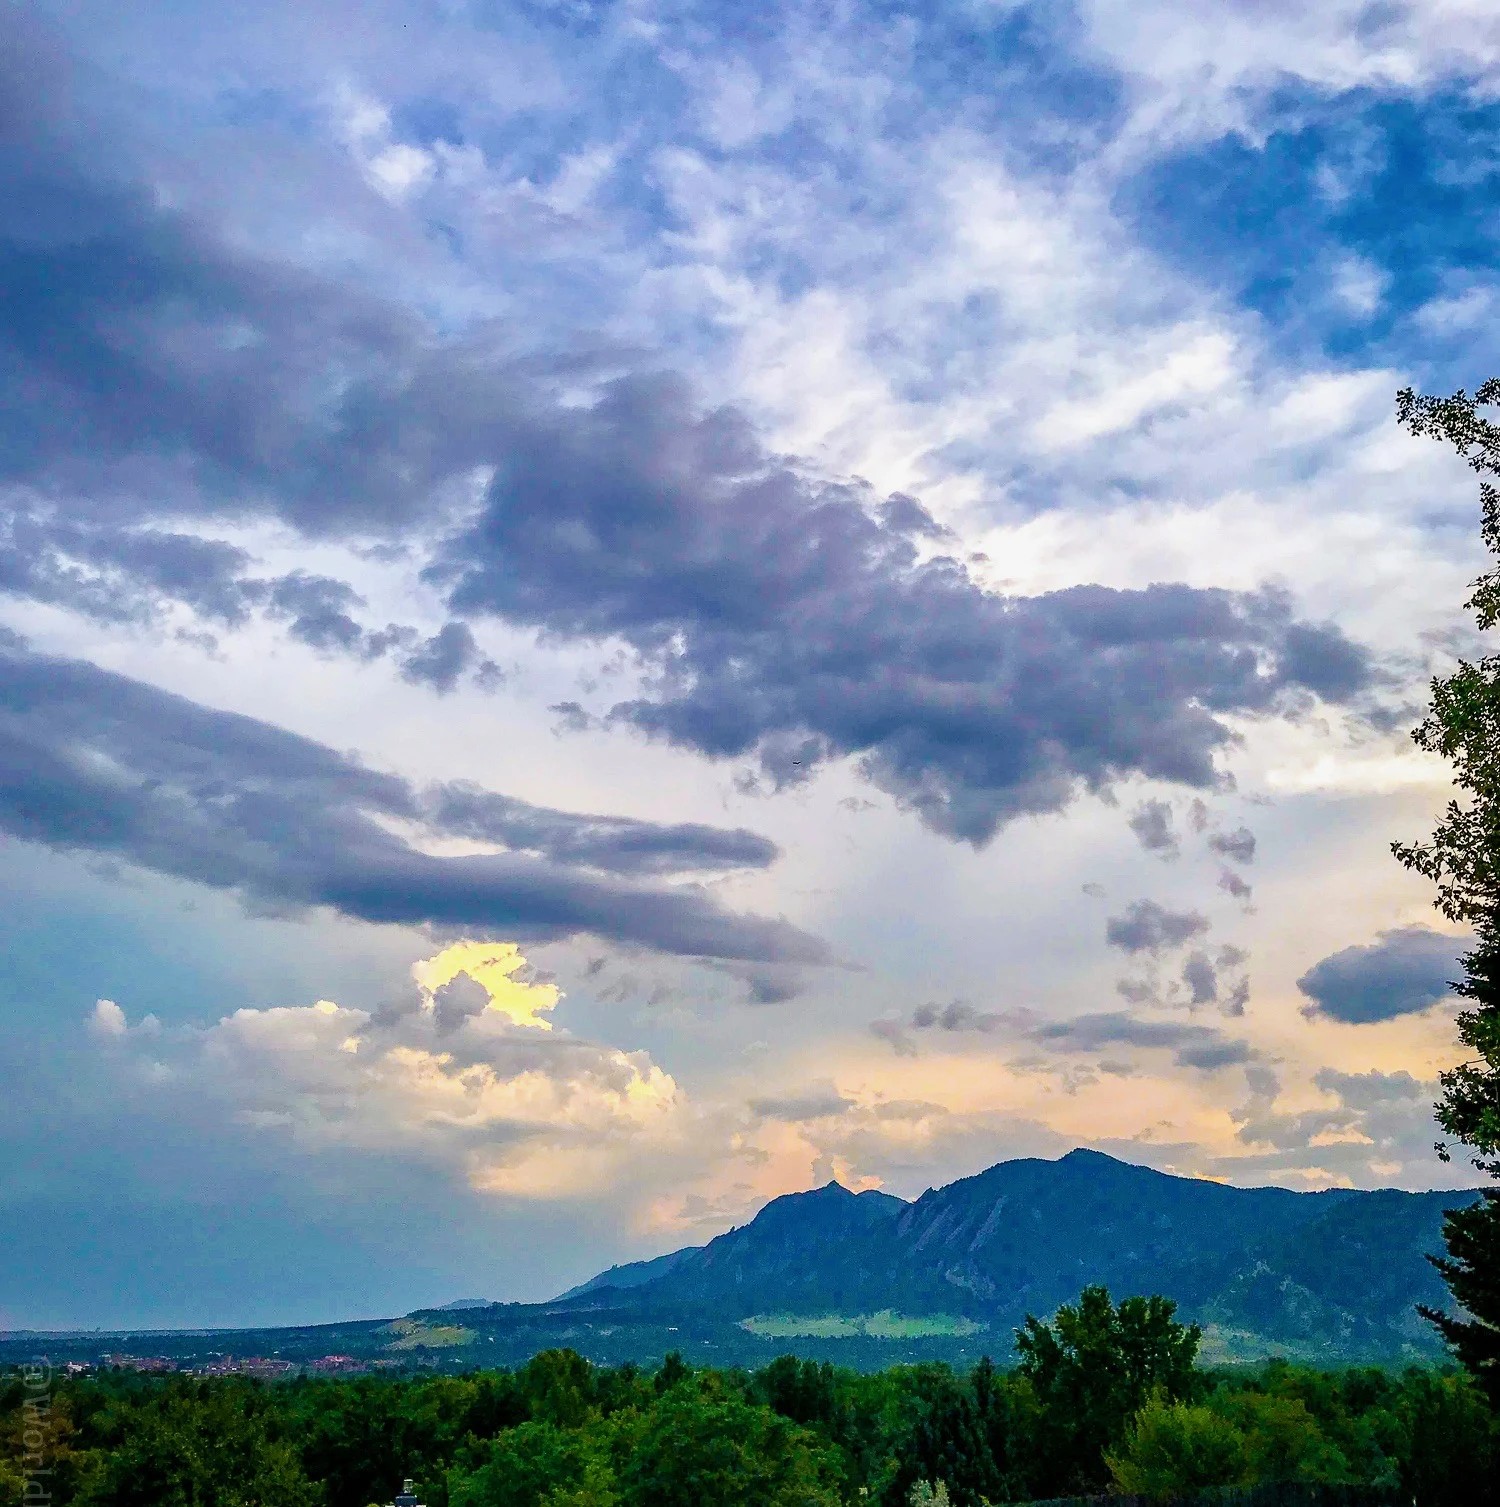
[
  {"left": 753, "top": 1356, "right": 837, "bottom": 1429},
  {"left": 967, "top": 1356, "right": 1022, "bottom": 1503},
  {"left": 616, "top": 1384, "right": 840, "bottom": 1507},
  {"left": 1219, "top": 1392, "right": 1352, "bottom": 1486},
  {"left": 651, "top": 1353, "right": 690, "bottom": 1397},
  {"left": 591, "top": 1364, "right": 650, "bottom": 1421},
  {"left": 0, "top": 1388, "right": 92, "bottom": 1507},
  {"left": 1014, "top": 1286, "right": 1201, "bottom": 1494},
  {"left": 906, "top": 1482, "right": 950, "bottom": 1507},
  {"left": 1395, "top": 1368, "right": 1499, "bottom": 1507},
  {"left": 1395, "top": 379, "right": 1500, "bottom": 1403},
  {"left": 875, "top": 1365, "right": 996, "bottom": 1507},
  {"left": 73, "top": 1383, "right": 316, "bottom": 1507},
  {"left": 1109, "top": 1389, "right": 1365, "bottom": 1496},
  {"left": 448, "top": 1421, "right": 601, "bottom": 1507},
  {"left": 1106, "top": 1395, "right": 1249, "bottom": 1496},
  {"left": 291, "top": 1377, "right": 450, "bottom": 1507},
  {"left": 519, "top": 1352, "right": 595, "bottom": 1430}
]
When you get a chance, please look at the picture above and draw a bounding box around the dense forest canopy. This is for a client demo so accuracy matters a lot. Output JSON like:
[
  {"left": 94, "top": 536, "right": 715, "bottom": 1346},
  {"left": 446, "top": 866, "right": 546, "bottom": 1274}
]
[{"left": 4, "top": 1288, "right": 1496, "bottom": 1507}]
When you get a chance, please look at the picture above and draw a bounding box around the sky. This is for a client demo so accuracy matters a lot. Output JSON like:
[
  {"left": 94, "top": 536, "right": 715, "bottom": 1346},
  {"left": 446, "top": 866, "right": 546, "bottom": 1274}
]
[{"left": 2, "top": 0, "right": 1499, "bottom": 1331}]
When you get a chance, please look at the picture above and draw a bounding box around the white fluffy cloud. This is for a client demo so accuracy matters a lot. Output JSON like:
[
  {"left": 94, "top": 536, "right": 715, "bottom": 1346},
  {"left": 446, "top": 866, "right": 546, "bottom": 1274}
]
[
  {"left": 1078, "top": 0, "right": 1500, "bottom": 139},
  {"left": 92, "top": 942, "right": 690, "bottom": 1200}
]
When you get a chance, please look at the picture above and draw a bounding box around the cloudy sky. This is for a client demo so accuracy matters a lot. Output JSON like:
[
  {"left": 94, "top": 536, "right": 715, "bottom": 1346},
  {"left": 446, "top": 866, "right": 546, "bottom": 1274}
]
[{"left": 3, "top": 0, "right": 1497, "bottom": 1330}]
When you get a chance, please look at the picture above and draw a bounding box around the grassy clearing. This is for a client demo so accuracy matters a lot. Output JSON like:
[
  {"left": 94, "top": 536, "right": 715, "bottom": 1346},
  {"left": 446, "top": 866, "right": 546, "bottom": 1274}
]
[
  {"left": 740, "top": 1310, "right": 985, "bottom": 1339},
  {"left": 386, "top": 1319, "right": 475, "bottom": 1350}
]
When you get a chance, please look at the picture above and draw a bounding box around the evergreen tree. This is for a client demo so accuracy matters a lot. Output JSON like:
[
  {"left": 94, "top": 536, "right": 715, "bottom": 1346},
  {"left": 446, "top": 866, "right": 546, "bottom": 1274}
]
[
  {"left": 967, "top": 1356, "right": 1020, "bottom": 1500},
  {"left": 651, "top": 1353, "right": 691, "bottom": 1397},
  {"left": 1394, "top": 379, "right": 1500, "bottom": 1403},
  {"left": 890, "top": 1366, "right": 994, "bottom": 1507},
  {"left": 1396, "top": 1368, "right": 1499, "bottom": 1507},
  {"left": 753, "top": 1356, "right": 837, "bottom": 1429}
]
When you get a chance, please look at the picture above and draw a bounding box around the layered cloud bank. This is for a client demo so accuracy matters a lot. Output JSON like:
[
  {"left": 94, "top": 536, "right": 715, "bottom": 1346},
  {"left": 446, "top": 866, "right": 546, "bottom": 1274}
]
[
  {"left": 0, "top": 636, "right": 823, "bottom": 963},
  {"left": 0, "top": 47, "right": 1377, "bottom": 842}
]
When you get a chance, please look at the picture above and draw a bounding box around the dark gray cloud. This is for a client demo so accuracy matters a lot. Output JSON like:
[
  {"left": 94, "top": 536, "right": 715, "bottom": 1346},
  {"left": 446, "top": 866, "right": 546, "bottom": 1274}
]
[
  {"left": 1276, "top": 623, "right": 1372, "bottom": 702},
  {"left": 264, "top": 571, "right": 376, "bottom": 652},
  {"left": 869, "top": 1018, "right": 919, "bottom": 1057},
  {"left": 433, "top": 376, "right": 1375, "bottom": 842},
  {"left": 431, "top": 976, "right": 490, "bottom": 1032},
  {"left": 877, "top": 492, "right": 953, "bottom": 541},
  {"left": 269, "top": 585, "right": 500, "bottom": 694},
  {"left": 0, "top": 512, "right": 261, "bottom": 628},
  {"left": 1231, "top": 1067, "right": 1439, "bottom": 1181},
  {"left": 911, "top": 999, "right": 1001, "bottom": 1031},
  {"left": 1128, "top": 798, "right": 1179, "bottom": 858},
  {"left": 748, "top": 1084, "right": 856, "bottom": 1122},
  {"left": 870, "top": 1099, "right": 949, "bottom": 1122},
  {"left": 718, "top": 964, "right": 805, "bottom": 1005},
  {"left": 549, "top": 701, "right": 595, "bottom": 734},
  {"left": 0, "top": 127, "right": 466, "bottom": 536},
  {"left": 1115, "top": 942, "right": 1249, "bottom": 1016},
  {"left": 262, "top": 573, "right": 427, "bottom": 674},
  {"left": 399, "top": 623, "right": 502, "bottom": 694},
  {"left": 1207, "top": 825, "right": 1257, "bottom": 864},
  {"left": 0, "top": 512, "right": 501, "bottom": 691},
  {"left": 1218, "top": 868, "right": 1254, "bottom": 905},
  {"left": 0, "top": 37, "right": 1375, "bottom": 842},
  {"left": 0, "top": 638, "right": 824, "bottom": 965},
  {"left": 1030, "top": 1011, "right": 1256, "bottom": 1071},
  {"left": 1176, "top": 944, "right": 1249, "bottom": 1014},
  {"left": 1116, "top": 977, "right": 1157, "bottom": 1005},
  {"left": 1297, "top": 926, "right": 1464, "bottom": 1024},
  {"left": 427, "top": 784, "right": 779, "bottom": 875},
  {"left": 1182, "top": 950, "right": 1218, "bottom": 1006},
  {"left": 875, "top": 998, "right": 1254, "bottom": 1072},
  {"left": 1105, "top": 899, "right": 1210, "bottom": 955},
  {"left": 1316, "top": 1067, "right": 1428, "bottom": 1109}
]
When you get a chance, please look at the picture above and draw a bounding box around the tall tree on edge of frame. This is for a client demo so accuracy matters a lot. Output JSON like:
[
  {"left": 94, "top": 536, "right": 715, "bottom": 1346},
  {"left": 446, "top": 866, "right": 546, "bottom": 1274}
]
[{"left": 1394, "top": 379, "right": 1500, "bottom": 1404}]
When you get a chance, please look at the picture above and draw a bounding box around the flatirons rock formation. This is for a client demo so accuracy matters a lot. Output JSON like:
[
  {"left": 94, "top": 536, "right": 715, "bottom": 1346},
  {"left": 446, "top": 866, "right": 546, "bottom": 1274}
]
[{"left": 543, "top": 1148, "right": 1477, "bottom": 1363}]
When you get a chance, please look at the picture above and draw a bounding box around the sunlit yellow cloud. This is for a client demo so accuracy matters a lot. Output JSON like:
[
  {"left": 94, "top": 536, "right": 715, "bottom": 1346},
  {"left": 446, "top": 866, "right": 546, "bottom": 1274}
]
[
  {"left": 411, "top": 940, "right": 561, "bottom": 1029},
  {"left": 90, "top": 942, "right": 693, "bottom": 1201}
]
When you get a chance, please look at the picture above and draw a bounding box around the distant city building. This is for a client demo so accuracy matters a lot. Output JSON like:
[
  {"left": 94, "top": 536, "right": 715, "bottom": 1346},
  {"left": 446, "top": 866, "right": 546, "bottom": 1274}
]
[{"left": 199, "top": 1356, "right": 295, "bottom": 1378}]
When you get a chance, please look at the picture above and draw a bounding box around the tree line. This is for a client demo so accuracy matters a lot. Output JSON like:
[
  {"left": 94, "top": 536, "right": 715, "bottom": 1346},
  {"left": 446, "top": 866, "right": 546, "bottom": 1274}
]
[{"left": 3, "top": 1286, "right": 1497, "bottom": 1507}]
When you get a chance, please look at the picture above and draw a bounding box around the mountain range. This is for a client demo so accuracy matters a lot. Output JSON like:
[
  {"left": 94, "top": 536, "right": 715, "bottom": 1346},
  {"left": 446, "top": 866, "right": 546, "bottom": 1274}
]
[
  {"left": 522, "top": 1148, "right": 1479, "bottom": 1366},
  {"left": 2, "top": 1150, "right": 1479, "bottom": 1371}
]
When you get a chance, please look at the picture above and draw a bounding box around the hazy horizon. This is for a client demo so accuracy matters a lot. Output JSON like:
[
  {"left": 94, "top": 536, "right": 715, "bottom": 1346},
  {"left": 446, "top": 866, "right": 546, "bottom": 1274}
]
[{"left": 4, "top": 1145, "right": 1482, "bottom": 1335}]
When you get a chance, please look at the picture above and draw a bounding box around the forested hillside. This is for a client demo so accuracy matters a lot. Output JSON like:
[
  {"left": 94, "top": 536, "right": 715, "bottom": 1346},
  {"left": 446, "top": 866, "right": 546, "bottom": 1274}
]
[{"left": 504, "top": 1151, "right": 1479, "bottom": 1367}]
